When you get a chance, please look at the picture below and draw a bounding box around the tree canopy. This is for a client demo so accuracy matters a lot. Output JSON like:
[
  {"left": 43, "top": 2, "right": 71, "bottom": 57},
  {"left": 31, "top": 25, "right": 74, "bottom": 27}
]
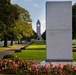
[
  {"left": 13, "top": 4, "right": 33, "bottom": 41},
  {"left": 0, "top": 0, "right": 33, "bottom": 46},
  {"left": 0, "top": 0, "right": 19, "bottom": 47},
  {"left": 42, "top": 30, "right": 46, "bottom": 40},
  {"left": 72, "top": 3, "right": 76, "bottom": 39}
]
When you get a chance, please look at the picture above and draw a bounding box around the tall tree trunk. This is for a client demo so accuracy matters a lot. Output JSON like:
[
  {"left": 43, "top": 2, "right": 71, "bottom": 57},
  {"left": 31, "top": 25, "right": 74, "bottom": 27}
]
[
  {"left": 20, "top": 40, "right": 22, "bottom": 44},
  {"left": 18, "top": 41, "right": 19, "bottom": 44},
  {"left": 11, "top": 39, "right": 13, "bottom": 46},
  {"left": 3, "top": 35, "right": 7, "bottom": 47}
]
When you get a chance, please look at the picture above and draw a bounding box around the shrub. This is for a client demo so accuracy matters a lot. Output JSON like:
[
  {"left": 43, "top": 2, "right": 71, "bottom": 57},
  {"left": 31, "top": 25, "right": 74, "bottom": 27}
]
[
  {"left": 20, "top": 47, "right": 25, "bottom": 50},
  {"left": 15, "top": 50, "right": 22, "bottom": 52},
  {"left": 3, "top": 55, "right": 15, "bottom": 59}
]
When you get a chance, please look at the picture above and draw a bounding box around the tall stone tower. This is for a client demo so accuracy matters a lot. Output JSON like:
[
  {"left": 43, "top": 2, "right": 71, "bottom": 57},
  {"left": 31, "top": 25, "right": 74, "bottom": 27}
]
[{"left": 36, "top": 19, "right": 43, "bottom": 40}]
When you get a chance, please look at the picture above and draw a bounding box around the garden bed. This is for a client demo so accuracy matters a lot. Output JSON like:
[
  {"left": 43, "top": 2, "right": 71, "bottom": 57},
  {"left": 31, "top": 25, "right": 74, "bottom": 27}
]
[{"left": 0, "top": 56, "right": 76, "bottom": 75}]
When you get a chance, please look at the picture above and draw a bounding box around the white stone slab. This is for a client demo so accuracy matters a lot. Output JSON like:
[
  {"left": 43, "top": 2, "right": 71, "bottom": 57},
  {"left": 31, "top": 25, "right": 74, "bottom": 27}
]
[
  {"left": 46, "top": 1, "right": 72, "bottom": 61},
  {"left": 46, "top": 1, "right": 72, "bottom": 30}
]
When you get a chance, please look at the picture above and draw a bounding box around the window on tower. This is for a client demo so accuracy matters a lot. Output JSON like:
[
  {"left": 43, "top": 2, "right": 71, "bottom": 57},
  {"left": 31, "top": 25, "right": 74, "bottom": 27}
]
[{"left": 37, "top": 25, "right": 40, "bottom": 26}]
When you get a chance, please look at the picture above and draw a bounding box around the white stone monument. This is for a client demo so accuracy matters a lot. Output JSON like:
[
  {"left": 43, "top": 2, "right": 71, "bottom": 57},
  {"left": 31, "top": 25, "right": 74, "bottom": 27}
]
[{"left": 46, "top": 1, "right": 72, "bottom": 61}]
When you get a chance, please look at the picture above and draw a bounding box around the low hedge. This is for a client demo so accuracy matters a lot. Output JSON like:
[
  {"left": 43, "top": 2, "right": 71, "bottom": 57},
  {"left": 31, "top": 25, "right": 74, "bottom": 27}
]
[
  {"left": 3, "top": 55, "right": 15, "bottom": 59},
  {"left": 15, "top": 49, "right": 22, "bottom": 52}
]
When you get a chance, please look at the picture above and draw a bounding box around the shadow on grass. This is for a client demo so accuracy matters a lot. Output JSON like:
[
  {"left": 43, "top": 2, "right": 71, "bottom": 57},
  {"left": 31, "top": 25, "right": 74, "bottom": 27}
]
[
  {"left": 31, "top": 42, "right": 46, "bottom": 45},
  {"left": 32, "top": 43, "right": 46, "bottom": 45},
  {"left": 25, "top": 48, "right": 46, "bottom": 50}
]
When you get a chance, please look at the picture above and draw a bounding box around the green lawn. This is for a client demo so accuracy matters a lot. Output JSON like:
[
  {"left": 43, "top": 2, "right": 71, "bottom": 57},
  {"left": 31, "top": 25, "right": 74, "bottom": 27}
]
[
  {"left": 0, "top": 44, "right": 18, "bottom": 51},
  {"left": 1, "top": 42, "right": 76, "bottom": 60},
  {"left": 73, "top": 52, "right": 76, "bottom": 60},
  {"left": 11, "top": 42, "right": 76, "bottom": 60},
  {"left": 72, "top": 44, "right": 76, "bottom": 60},
  {"left": 11, "top": 41, "right": 46, "bottom": 60},
  {"left": 72, "top": 44, "right": 76, "bottom": 48}
]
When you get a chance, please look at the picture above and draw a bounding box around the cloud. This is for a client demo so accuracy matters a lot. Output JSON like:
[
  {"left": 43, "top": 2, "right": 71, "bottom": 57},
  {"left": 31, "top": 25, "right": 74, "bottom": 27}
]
[
  {"left": 11, "top": 0, "right": 15, "bottom": 4},
  {"left": 24, "top": 0, "right": 31, "bottom": 2},
  {"left": 33, "top": 4, "right": 39, "bottom": 8},
  {"left": 41, "top": 20, "right": 46, "bottom": 34},
  {"left": 11, "top": 0, "right": 31, "bottom": 4}
]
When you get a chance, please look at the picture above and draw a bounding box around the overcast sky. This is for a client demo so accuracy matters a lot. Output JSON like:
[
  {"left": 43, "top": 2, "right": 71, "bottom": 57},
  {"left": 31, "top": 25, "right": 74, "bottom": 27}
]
[{"left": 11, "top": 0, "right": 76, "bottom": 34}]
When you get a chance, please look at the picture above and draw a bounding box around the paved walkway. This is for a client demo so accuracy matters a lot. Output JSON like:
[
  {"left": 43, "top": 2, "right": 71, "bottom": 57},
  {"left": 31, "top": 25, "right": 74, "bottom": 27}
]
[{"left": 0, "top": 44, "right": 27, "bottom": 58}]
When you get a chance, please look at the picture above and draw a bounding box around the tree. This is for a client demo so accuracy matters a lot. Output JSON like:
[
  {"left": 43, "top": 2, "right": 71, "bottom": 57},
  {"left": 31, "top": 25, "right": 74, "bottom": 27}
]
[
  {"left": 42, "top": 30, "right": 46, "bottom": 40},
  {"left": 72, "top": 3, "right": 76, "bottom": 39},
  {"left": 14, "top": 4, "right": 32, "bottom": 23},
  {"left": 30, "top": 30, "right": 38, "bottom": 40},
  {"left": 0, "top": 0, "right": 19, "bottom": 47},
  {"left": 13, "top": 5, "right": 33, "bottom": 43}
]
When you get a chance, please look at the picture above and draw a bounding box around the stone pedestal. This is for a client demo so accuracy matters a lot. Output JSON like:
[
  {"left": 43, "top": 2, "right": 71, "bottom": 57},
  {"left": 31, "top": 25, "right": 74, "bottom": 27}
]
[{"left": 46, "top": 1, "right": 72, "bottom": 61}]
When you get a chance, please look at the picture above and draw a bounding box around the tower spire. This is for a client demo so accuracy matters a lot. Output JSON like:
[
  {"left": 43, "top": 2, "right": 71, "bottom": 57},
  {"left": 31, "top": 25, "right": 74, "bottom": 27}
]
[
  {"left": 37, "top": 19, "right": 41, "bottom": 25},
  {"left": 36, "top": 19, "right": 43, "bottom": 40}
]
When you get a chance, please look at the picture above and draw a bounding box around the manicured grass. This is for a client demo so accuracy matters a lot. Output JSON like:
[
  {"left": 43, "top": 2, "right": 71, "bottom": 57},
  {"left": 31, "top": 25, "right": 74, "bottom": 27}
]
[
  {"left": 0, "top": 47, "right": 10, "bottom": 51},
  {"left": 2, "top": 41, "right": 76, "bottom": 60},
  {"left": 72, "top": 44, "right": 76, "bottom": 48},
  {"left": 0, "top": 44, "right": 19, "bottom": 51},
  {"left": 12, "top": 41, "right": 46, "bottom": 60},
  {"left": 12, "top": 50, "right": 46, "bottom": 60},
  {"left": 73, "top": 52, "right": 76, "bottom": 60},
  {"left": 26, "top": 42, "right": 46, "bottom": 50},
  {"left": 72, "top": 44, "right": 76, "bottom": 60}
]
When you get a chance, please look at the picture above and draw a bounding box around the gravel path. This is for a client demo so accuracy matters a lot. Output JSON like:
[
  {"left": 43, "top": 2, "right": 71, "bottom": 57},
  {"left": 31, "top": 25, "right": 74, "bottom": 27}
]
[{"left": 0, "top": 44, "right": 26, "bottom": 58}]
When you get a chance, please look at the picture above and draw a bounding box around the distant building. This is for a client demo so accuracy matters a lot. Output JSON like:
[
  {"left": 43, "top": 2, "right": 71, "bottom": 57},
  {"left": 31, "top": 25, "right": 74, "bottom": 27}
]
[{"left": 36, "top": 19, "right": 43, "bottom": 40}]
